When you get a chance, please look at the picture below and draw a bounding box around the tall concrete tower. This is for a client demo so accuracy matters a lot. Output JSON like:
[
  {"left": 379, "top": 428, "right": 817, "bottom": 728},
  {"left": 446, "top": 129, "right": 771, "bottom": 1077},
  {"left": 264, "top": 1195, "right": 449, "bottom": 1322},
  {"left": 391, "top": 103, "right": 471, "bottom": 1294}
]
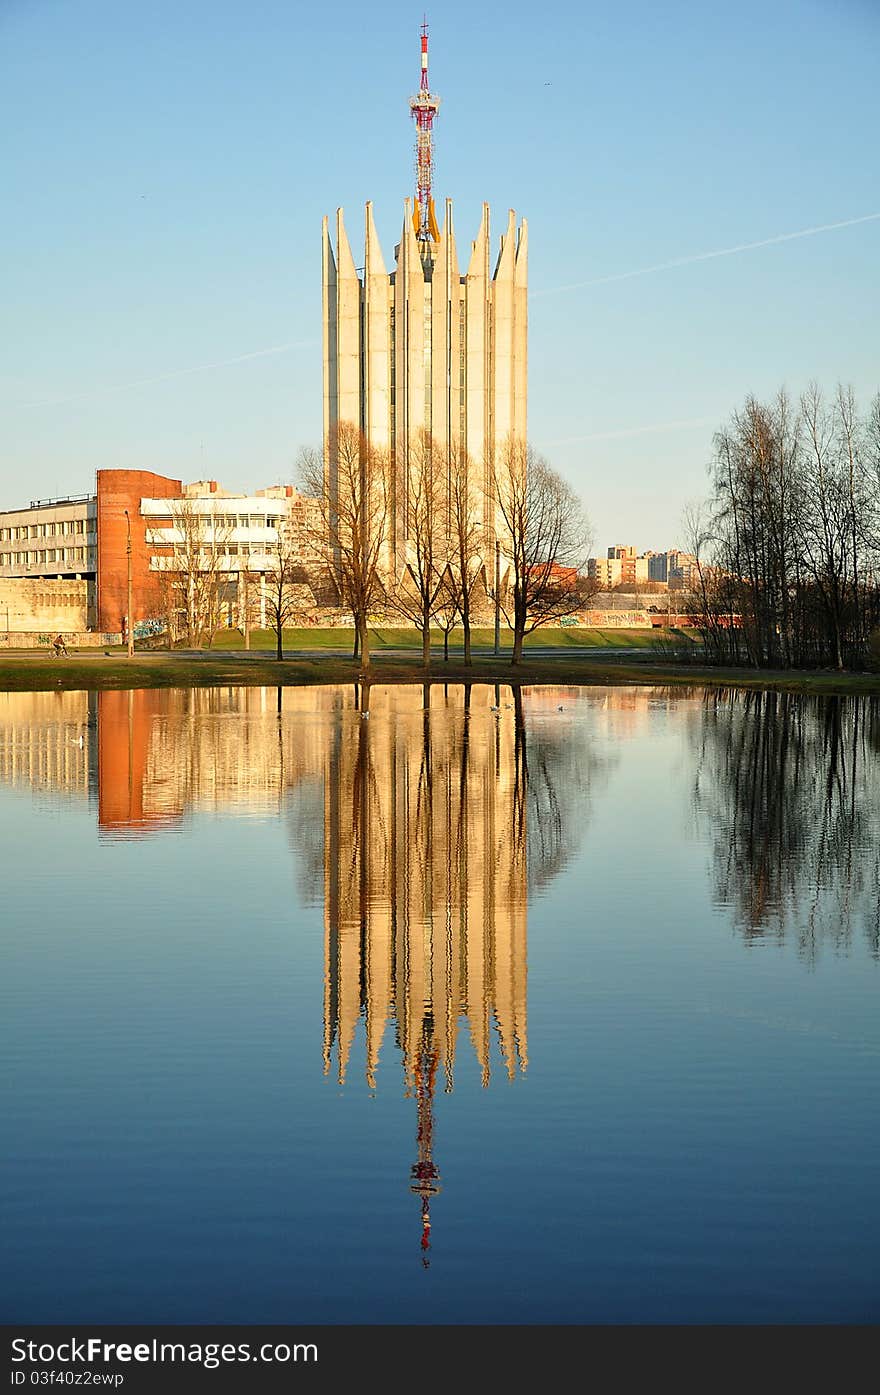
[{"left": 321, "top": 26, "right": 527, "bottom": 571}]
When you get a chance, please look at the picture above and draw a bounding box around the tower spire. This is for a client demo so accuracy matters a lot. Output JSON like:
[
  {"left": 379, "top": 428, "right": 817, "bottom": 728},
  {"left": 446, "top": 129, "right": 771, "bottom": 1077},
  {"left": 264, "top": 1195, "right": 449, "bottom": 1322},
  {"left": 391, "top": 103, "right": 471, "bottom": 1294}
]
[
  {"left": 409, "top": 20, "right": 441, "bottom": 242},
  {"left": 409, "top": 1021, "right": 442, "bottom": 1265}
]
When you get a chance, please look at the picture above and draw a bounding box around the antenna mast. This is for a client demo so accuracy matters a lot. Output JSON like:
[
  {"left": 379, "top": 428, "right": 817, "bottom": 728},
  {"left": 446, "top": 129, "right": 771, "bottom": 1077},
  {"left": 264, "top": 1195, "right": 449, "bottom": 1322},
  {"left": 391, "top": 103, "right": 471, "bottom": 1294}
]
[{"left": 409, "top": 20, "right": 441, "bottom": 242}]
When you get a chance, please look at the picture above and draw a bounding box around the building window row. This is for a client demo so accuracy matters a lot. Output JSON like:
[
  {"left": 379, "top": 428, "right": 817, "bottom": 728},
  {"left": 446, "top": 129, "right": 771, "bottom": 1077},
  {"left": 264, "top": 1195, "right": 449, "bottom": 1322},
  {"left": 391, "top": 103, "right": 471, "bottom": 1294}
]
[
  {"left": 0, "top": 519, "right": 88, "bottom": 541},
  {"left": 2, "top": 548, "right": 89, "bottom": 567},
  {"left": 150, "top": 545, "right": 273, "bottom": 570}
]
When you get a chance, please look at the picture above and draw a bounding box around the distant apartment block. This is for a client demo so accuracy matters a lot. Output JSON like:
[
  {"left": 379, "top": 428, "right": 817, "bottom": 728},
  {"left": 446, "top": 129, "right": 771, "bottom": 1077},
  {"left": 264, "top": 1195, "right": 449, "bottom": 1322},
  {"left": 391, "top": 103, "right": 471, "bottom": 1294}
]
[
  {"left": 664, "top": 550, "right": 699, "bottom": 589},
  {"left": 588, "top": 546, "right": 702, "bottom": 592},
  {"left": 588, "top": 556, "right": 622, "bottom": 588},
  {"left": 589, "top": 545, "right": 651, "bottom": 588}
]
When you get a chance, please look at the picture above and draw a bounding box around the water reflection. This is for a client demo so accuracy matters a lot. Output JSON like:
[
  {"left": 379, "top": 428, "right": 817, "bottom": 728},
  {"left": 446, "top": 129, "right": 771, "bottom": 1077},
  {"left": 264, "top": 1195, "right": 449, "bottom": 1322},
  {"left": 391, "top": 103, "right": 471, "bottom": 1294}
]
[
  {"left": 320, "top": 684, "right": 529, "bottom": 1260},
  {"left": 4, "top": 682, "right": 878, "bottom": 1265},
  {"left": 0, "top": 690, "right": 97, "bottom": 805},
  {"left": 0, "top": 682, "right": 599, "bottom": 1260},
  {"left": 691, "top": 690, "right": 880, "bottom": 959}
]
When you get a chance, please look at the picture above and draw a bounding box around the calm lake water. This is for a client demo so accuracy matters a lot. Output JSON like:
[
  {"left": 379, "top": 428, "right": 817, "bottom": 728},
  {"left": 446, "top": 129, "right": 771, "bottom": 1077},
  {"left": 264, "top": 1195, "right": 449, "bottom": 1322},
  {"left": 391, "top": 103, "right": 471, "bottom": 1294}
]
[{"left": 1, "top": 682, "right": 878, "bottom": 1324}]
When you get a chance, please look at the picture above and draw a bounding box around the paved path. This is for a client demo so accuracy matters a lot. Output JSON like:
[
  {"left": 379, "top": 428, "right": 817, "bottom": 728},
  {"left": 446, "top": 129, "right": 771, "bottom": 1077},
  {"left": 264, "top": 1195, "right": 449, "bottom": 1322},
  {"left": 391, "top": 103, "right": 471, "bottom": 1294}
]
[{"left": 173, "top": 644, "right": 676, "bottom": 662}]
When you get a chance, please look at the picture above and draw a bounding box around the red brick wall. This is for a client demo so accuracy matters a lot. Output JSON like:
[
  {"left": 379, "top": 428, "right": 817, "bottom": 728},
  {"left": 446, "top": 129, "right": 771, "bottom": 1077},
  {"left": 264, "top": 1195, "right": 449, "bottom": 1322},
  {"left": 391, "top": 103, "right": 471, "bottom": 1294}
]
[
  {"left": 96, "top": 469, "right": 181, "bottom": 632},
  {"left": 97, "top": 689, "right": 182, "bottom": 833}
]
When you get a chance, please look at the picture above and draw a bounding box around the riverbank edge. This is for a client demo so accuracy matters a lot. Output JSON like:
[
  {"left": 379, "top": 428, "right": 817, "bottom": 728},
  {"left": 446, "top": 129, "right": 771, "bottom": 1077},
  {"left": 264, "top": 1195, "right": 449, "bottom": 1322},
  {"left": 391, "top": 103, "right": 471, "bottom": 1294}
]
[{"left": 1, "top": 651, "right": 879, "bottom": 696}]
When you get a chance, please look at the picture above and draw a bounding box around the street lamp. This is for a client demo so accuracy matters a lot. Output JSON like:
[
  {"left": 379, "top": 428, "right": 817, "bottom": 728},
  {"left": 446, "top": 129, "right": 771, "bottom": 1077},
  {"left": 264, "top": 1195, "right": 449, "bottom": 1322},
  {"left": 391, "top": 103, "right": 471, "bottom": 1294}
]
[
  {"left": 124, "top": 509, "right": 134, "bottom": 658},
  {"left": 494, "top": 539, "right": 501, "bottom": 656}
]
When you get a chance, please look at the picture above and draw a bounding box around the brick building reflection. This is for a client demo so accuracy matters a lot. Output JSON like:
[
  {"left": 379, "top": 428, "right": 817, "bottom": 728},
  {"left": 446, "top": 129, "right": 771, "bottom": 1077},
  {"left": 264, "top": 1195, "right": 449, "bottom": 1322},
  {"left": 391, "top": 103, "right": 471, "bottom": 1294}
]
[{"left": 94, "top": 687, "right": 332, "bottom": 835}]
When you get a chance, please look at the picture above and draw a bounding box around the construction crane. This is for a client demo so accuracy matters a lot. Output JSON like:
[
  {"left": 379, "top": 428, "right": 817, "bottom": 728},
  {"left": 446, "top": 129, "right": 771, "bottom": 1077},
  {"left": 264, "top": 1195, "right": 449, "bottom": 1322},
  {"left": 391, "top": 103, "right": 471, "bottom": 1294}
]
[{"left": 409, "top": 20, "right": 441, "bottom": 243}]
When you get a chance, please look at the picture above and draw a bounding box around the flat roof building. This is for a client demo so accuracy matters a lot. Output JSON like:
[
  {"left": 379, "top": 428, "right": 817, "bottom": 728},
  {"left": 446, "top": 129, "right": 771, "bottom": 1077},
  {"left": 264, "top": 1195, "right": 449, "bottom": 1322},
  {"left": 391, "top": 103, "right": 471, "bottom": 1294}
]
[
  {"left": 0, "top": 471, "right": 322, "bottom": 637},
  {"left": 0, "top": 494, "right": 97, "bottom": 583}
]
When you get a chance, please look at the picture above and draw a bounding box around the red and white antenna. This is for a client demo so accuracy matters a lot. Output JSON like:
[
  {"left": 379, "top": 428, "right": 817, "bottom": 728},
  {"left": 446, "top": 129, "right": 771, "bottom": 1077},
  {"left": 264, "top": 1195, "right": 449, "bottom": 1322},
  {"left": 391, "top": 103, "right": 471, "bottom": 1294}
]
[{"left": 409, "top": 20, "right": 441, "bottom": 242}]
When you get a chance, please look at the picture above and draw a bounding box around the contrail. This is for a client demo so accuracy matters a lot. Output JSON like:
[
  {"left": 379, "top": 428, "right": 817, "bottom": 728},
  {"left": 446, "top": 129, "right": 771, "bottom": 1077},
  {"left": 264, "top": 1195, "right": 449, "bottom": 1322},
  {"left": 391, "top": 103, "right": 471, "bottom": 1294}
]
[
  {"left": 532, "top": 212, "right": 880, "bottom": 297},
  {"left": 14, "top": 339, "right": 318, "bottom": 409},
  {"left": 542, "top": 415, "right": 717, "bottom": 448}
]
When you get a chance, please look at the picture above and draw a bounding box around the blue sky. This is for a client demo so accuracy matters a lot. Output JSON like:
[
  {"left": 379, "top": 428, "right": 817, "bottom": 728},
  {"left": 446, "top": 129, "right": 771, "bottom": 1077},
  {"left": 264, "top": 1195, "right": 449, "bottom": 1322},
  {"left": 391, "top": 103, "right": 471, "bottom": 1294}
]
[{"left": 1, "top": 0, "right": 878, "bottom": 549}]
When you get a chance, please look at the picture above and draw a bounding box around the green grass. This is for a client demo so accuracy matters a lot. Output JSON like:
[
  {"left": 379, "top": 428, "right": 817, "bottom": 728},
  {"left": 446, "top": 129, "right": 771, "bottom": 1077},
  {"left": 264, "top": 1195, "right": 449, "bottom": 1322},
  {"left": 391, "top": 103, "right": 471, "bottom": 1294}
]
[
  {"left": 207, "top": 624, "right": 676, "bottom": 651},
  {"left": 1, "top": 644, "right": 878, "bottom": 696}
]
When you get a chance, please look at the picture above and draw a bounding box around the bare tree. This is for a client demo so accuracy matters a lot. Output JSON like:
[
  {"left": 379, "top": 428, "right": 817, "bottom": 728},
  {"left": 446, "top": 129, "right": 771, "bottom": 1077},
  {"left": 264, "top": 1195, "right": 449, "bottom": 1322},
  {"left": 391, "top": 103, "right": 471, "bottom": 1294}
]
[
  {"left": 798, "top": 384, "right": 853, "bottom": 670},
  {"left": 683, "top": 501, "right": 740, "bottom": 663},
  {"left": 709, "top": 393, "right": 802, "bottom": 667},
  {"left": 249, "top": 520, "right": 305, "bottom": 661},
  {"left": 158, "top": 499, "right": 232, "bottom": 647},
  {"left": 299, "top": 422, "right": 389, "bottom": 673},
  {"left": 388, "top": 430, "right": 448, "bottom": 670},
  {"left": 432, "top": 568, "right": 459, "bottom": 662},
  {"left": 446, "top": 440, "right": 484, "bottom": 666},
  {"left": 703, "top": 385, "right": 880, "bottom": 670},
  {"left": 236, "top": 553, "right": 257, "bottom": 650},
  {"left": 864, "top": 393, "right": 880, "bottom": 538},
  {"left": 492, "top": 439, "right": 594, "bottom": 664}
]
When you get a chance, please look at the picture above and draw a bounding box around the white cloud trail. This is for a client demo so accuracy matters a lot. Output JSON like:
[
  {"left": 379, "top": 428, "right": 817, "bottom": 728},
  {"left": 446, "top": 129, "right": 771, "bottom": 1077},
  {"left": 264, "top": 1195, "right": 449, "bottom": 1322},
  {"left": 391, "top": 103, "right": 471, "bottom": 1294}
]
[
  {"left": 14, "top": 339, "right": 317, "bottom": 410},
  {"left": 532, "top": 212, "right": 880, "bottom": 297},
  {"left": 14, "top": 211, "right": 878, "bottom": 412},
  {"left": 542, "top": 415, "right": 717, "bottom": 448}
]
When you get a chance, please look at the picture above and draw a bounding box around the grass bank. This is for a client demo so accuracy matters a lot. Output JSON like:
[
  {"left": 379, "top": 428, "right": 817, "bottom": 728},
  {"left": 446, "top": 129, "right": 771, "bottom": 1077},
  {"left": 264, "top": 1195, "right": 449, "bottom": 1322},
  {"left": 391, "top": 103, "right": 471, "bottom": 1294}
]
[
  {"left": 207, "top": 625, "right": 673, "bottom": 651},
  {"left": 1, "top": 645, "right": 879, "bottom": 696}
]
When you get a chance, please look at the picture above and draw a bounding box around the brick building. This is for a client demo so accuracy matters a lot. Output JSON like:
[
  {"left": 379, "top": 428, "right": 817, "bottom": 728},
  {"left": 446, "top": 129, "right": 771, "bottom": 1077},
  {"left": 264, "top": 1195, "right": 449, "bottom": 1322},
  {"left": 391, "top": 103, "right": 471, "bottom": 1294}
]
[{"left": 0, "top": 470, "right": 323, "bottom": 637}]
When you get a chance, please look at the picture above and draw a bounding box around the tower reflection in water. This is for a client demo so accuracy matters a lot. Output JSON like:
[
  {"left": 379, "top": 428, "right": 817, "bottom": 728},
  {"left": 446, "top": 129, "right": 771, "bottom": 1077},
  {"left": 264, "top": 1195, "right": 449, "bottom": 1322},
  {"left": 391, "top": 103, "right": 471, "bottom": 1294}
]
[
  {"left": 322, "top": 684, "right": 529, "bottom": 1261},
  {"left": 0, "top": 681, "right": 595, "bottom": 1260}
]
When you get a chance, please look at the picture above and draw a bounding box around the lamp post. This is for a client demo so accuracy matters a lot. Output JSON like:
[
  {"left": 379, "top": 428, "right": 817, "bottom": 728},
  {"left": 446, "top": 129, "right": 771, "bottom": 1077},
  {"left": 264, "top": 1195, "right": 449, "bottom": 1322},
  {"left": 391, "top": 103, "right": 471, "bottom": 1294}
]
[
  {"left": 124, "top": 509, "right": 134, "bottom": 658},
  {"left": 493, "top": 539, "right": 501, "bottom": 657}
]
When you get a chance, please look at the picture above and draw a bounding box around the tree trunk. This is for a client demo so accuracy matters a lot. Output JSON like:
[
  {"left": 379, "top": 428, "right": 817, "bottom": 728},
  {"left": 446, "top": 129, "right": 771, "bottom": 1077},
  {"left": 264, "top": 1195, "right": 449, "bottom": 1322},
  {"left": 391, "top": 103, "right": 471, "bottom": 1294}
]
[
  {"left": 422, "top": 623, "right": 431, "bottom": 670},
  {"left": 463, "top": 610, "right": 472, "bottom": 667},
  {"left": 353, "top": 627, "right": 360, "bottom": 659},
  {"left": 443, "top": 631, "right": 449, "bottom": 662},
  {"left": 511, "top": 625, "right": 525, "bottom": 665},
  {"left": 358, "top": 619, "right": 370, "bottom": 672},
  {"left": 276, "top": 622, "right": 283, "bottom": 661}
]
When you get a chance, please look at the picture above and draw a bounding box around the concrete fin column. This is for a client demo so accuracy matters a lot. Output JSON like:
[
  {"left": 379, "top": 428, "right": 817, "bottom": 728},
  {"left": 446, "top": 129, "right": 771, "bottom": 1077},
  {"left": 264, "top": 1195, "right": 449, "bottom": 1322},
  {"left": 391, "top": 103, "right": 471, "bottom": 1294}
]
[
  {"left": 321, "top": 215, "right": 338, "bottom": 464},
  {"left": 335, "top": 207, "right": 361, "bottom": 432},
  {"left": 491, "top": 208, "right": 517, "bottom": 458},
  {"left": 430, "top": 208, "right": 449, "bottom": 465},
  {"left": 512, "top": 898, "right": 528, "bottom": 1072},
  {"left": 491, "top": 894, "right": 520, "bottom": 1081},
  {"left": 465, "top": 203, "right": 490, "bottom": 531},
  {"left": 403, "top": 201, "right": 426, "bottom": 451},
  {"left": 445, "top": 199, "right": 462, "bottom": 467},
  {"left": 335, "top": 913, "right": 361, "bottom": 1085},
  {"left": 364, "top": 885, "right": 392, "bottom": 1091},
  {"left": 513, "top": 217, "right": 529, "bottom": 446},
  {"left": 393, "top": 204, "right": 410, "bottom": 563},
  {"left": 393, "top": 200, "right": 426, "bottom": 562},
  {"left": 430, "top": 200, "right": 461, "bottom": 478},
  {"left": 364, "top": 202, "right": 390, "bottom": 453}
]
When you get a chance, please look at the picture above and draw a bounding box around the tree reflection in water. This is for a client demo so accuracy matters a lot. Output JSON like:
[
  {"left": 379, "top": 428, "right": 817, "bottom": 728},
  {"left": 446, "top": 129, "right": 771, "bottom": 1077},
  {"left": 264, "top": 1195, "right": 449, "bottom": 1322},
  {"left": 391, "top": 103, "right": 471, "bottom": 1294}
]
[{"left": 692, "top": 690, "right": 880, "bottom": 960}]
